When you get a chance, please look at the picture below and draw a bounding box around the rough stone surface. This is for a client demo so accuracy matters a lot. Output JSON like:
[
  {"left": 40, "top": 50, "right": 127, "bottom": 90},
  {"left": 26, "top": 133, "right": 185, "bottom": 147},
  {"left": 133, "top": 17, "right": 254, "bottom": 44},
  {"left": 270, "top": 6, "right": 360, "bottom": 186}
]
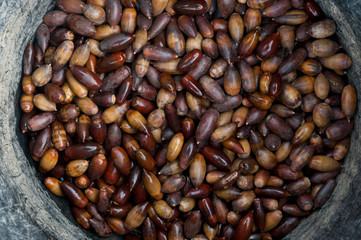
[{"left": 0, "top": 0, "right": 360, "bottom": 239}]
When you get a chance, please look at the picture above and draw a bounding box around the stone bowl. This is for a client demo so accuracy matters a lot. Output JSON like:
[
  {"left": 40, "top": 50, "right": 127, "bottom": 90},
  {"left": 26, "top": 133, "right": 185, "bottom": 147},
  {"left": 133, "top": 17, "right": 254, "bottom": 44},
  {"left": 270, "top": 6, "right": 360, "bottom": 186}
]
[{"left": 0, "top": 0, "right": 360, "bottom": 239}]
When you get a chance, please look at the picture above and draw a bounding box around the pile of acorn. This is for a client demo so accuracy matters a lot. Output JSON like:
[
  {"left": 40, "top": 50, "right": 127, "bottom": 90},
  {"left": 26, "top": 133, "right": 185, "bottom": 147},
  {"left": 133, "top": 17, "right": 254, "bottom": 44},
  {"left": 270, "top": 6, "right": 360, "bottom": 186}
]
[{"left": 19, "top": 0, "right": 356, "bottom": 239}]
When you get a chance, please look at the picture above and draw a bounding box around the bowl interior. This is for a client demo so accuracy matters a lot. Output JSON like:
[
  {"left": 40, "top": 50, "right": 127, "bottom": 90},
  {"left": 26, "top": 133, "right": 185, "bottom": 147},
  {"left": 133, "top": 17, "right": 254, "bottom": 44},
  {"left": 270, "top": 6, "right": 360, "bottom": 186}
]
[{"left": 0, "top": 0, "right": 360, "bottom": 239}]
